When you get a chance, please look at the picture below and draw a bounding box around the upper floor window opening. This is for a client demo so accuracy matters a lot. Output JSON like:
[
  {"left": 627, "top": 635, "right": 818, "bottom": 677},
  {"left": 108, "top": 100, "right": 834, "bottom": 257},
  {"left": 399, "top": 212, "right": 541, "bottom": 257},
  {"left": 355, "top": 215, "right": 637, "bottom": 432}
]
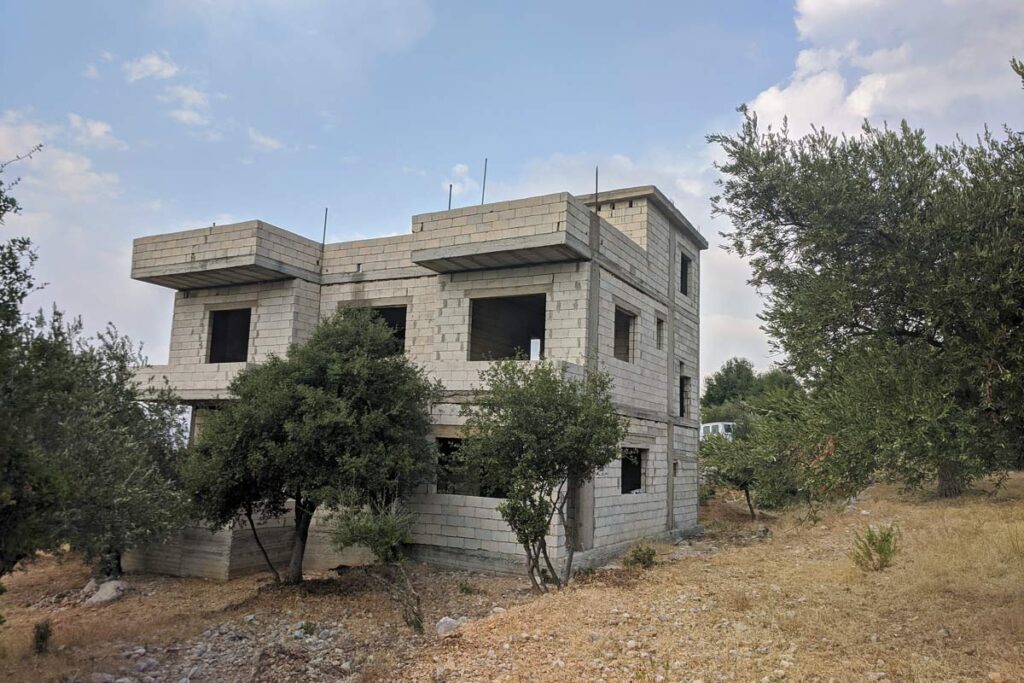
[
  {"left": 469, "top": 294, "right": 545, "bottom": 361},
  {"left": 208, "top": 308, "right": 251, "bottom": 363}
]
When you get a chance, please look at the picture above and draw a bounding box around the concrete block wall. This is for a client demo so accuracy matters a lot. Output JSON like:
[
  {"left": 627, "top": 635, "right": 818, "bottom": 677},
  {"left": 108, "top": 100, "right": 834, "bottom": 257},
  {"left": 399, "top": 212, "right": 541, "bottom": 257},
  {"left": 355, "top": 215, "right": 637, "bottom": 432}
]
[
  {"left": 320, "top": 261, "right": 589, "bottom": 392},
  {"left": 591, "top": 417, "right": 671, "bottom": 547},
  {"left": 411, "top": 192, "right": 590, "bottom": 251},
  {"left": 599, "top": 270, "right": 672, "bottom": 413},
  {"left": 132, "top": 223, "right": 260, "bottom": 274},
  {"left": 167, "top": 279, "right": 304, "bottom": 366},
  {"left": 130, "top": 185, "right": 705, "bottom": 579}
]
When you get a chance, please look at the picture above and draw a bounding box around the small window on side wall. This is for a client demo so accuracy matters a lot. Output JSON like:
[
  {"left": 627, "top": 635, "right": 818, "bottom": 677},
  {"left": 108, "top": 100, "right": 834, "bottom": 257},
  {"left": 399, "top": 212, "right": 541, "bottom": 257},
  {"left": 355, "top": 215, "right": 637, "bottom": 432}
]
[
  {"left": 656, "top": 318, "right": 665, "bottom": 350},
  {"left": 680, "top": 252, "right": 691, "bottom": 296},
  {"left": 613, "top": 307, "right": 635, "bottom": 362},
  {"left": 208, "top": 308, "right": 251, "bottom": 363},
  {"left": 679, "top": 364, "right": 691, "bottom": 418},
  {"left": 621, "top": 448, "right": 646, "bottom": 494}
]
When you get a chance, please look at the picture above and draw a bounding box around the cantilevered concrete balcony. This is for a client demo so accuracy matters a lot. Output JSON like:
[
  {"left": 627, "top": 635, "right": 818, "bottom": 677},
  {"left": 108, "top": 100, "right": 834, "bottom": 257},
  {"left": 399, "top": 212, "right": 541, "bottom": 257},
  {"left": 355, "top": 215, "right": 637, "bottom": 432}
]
[
  {"left": 410, "top": 192, "right": 593, "bottom": 274},
  {"left": 134, "top": 362, "right": 251, "bottom": 402},
  {"left": 132, "top": 220, "right": 323, "bottom": 290}
]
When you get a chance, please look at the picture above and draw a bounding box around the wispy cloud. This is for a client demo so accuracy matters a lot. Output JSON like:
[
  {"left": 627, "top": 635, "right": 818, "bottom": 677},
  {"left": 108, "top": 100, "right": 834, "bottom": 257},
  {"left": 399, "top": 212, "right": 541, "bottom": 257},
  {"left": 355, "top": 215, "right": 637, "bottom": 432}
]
[
  {"left": 122, "top": 51, "right": 180, "bottom": 83},
  {"left": 159, "top": 85, "right": 210, "bottom": 126},
  {"left": 83, "top": 64, "right": 99, "bottom": 80},
  {"left": 247, "top": 127, "right": 283, "bottom": 152},
  {"left": 443, "top": 163, "right": 479, "bottom": 198},
  {"left": 67, "top": 113, "right": 128, "bottom": 151}
]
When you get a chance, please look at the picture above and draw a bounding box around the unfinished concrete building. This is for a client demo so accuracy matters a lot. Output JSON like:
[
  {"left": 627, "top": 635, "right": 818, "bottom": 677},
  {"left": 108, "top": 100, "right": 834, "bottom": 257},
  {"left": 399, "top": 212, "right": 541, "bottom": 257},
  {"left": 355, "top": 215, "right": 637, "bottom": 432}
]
[{"left": 125, "top": 185, "right": 707, "bottom": 578}]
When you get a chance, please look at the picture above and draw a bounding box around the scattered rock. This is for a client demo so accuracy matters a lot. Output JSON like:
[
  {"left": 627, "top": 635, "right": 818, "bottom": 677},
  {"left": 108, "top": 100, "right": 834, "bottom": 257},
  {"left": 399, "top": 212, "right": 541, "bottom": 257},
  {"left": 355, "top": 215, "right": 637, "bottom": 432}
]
[
  {"left": 436, "top": 616, "right": 468, "bottom": 637},
  {"left": 489, "top": 606, "right": 507, "bottom": 616},
  {"left": 85, "top": 580, "right": 128, "bottom": 606},
  {"left": 133, "top": 658, "right": 160, "bottom": 673},
  {"left": 82, "top": 578, "right": 100, "bottom": 596},
  {"left": 89, "top": 674, "right": 115, "bottom": 683},
  {"left": 987, "top": 674, "right": 1005, "bottom": 683}
]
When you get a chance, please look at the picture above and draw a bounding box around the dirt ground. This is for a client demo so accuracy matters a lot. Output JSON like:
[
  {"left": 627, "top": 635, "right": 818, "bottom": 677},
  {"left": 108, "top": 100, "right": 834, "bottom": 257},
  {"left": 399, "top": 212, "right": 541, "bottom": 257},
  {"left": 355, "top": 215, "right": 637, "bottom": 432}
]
[{"left": 2, "top": 475, "right": 1022, "bottom": 683}]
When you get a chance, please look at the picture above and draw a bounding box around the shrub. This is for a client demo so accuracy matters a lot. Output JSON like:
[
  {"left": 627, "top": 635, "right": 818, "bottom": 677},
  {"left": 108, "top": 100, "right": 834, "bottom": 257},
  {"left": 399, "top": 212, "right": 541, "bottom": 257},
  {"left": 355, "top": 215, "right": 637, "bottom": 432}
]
[
  {"left": 32, "top": 619, "right": 52, "bottom": 655},
  {"left": 332, "top": 500, "right": 424, "bottom": 633},
  {"left": 457, "top": 580, "right": 480, "bottom": 595},
  {"left": 623, "top": 543, "right": 657, "bottom": 569},
  {"left": 851, "top": 523, "right": 900, "bottom": 571}
]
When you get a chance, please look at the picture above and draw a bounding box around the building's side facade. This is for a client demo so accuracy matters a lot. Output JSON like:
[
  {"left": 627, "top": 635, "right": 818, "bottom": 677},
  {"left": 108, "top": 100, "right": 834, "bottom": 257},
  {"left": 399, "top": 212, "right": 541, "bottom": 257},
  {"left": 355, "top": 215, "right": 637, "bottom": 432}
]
[{"left": 124, "top": 186, "right": 706, "bottom": 578}]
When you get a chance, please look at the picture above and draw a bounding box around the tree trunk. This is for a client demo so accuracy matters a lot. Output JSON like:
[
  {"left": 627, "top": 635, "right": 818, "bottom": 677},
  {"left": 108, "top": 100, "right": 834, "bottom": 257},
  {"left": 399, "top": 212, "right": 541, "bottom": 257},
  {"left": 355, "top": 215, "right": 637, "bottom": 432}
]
[
  {"left": 101, "top": 548, "right": 123, "bottom": 579},
  {"left": 538, "top": 539, "right": 561, "bottom": 590},
  {"left": 523, "top": 543, "right": 544, "bottom": 593},
  {"left": 285, "top": 501, "right": 315, "bottom": 584},
  {"left": 245, "top": 507, "right": 280, "bottom": 584},
  {"left": 937, "top": 461, "right": 966, "bottom": 498},
  {"left": 558, "top": 479, "right": 578, "bottom": 586},
  {"left": 743, "top": 487, "right": 756, "bottom": 521}
]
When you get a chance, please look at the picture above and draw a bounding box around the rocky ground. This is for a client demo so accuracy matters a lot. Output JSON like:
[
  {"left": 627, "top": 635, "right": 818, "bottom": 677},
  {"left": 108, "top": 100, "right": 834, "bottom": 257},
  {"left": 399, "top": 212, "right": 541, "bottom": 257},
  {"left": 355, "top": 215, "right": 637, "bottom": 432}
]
[{"left": 3, "top": 478, "right": 1022, "bottom": 682}]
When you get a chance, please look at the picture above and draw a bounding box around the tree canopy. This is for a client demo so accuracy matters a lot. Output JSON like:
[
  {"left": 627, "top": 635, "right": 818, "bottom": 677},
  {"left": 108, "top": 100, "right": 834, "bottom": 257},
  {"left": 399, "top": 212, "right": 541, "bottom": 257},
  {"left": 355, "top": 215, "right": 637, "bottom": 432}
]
[
  {"left": 708, "top": 87, "right": 1024, "bottom": 496},
  {"left": 459, "top": 360, "right": 628, "bottom": 591},
  {"left": 184, "top": 307, "right": 440, "bottom": 584},
  {"left": 1, "top": 151, "right": 188, "bottom": 588}
]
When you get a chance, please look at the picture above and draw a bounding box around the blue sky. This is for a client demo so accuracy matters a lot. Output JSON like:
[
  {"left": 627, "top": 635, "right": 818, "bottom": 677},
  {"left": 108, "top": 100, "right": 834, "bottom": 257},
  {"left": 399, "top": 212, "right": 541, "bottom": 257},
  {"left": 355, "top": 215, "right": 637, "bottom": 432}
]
[{"left": 2, "top": 0, "right": 1022, "bottom": 379}]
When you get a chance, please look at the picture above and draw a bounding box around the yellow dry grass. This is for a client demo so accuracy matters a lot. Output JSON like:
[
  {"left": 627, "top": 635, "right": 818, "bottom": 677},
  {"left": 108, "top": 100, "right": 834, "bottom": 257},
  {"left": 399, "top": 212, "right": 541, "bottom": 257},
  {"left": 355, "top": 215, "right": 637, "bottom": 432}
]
[
  {"left": 401, "top": 475, "right": 1024, "bottom": 682},
  {"left": 1, "top": 475, "right": 1022, "bottom": 682}
]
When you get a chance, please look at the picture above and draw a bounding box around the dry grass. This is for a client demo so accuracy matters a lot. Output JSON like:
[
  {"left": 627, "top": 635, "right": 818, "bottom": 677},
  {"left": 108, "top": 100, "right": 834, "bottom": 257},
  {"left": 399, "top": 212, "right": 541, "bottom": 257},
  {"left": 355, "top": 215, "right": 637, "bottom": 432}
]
[
  {"left": 2, "top": 475, "right": 1023, "bottom": 682},
  {"left": 399, "top": 474, "right": 1024, "bottom": 682}
]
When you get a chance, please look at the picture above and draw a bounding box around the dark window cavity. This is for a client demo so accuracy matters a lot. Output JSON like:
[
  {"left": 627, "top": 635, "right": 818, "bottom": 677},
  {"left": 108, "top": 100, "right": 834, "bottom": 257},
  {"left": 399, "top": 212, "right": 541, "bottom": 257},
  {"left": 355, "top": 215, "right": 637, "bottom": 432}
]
[
  {"left": 679, "top": 364, "right": 691, "bottom": 418},
  {"left": 372, "top": 305, "right": 408, "bottom": 348},
  {"left": 613, "top": 307, "right": 635, "bottom": 362},
  {"left": 656, "top": 317, "right": 665, "bottom": 350},
  {"left": 208, "top": 308, "right": 251, "bottom": 363},
  {"left": 436, "top": 437, "right": 506, "bottom": 498},
  {"left": 469, "top": 294, "right": 545, "bottom": 361},
  {"left": 621, "top": 448, "right": 646, "bottom": 494},
  {"left": 680, "top": 252, "right": 691, "bottom": 296}
]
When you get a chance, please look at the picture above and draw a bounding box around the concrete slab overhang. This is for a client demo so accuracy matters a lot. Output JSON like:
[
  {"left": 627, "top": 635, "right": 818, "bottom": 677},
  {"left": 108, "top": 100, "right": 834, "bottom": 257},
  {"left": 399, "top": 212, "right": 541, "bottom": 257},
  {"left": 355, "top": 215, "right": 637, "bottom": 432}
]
[
  {"left": 411, "top": 230, "right": 591, "bottom": 273},
  {"left": 131, "top": 220, "right": 323, "bottom": 290}
]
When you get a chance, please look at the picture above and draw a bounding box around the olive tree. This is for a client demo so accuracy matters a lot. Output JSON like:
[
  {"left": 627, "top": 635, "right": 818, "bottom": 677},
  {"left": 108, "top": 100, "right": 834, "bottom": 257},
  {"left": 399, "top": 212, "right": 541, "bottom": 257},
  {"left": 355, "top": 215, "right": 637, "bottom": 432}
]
[
  {"left": 460, "top": 360, "right": 628, "bottom": 592},
  {"left": 184, "top": 308, "right": 440, "bottom": 584},
  {"left": 708, "top": 79, "right": 1024, "bottom": 496}
]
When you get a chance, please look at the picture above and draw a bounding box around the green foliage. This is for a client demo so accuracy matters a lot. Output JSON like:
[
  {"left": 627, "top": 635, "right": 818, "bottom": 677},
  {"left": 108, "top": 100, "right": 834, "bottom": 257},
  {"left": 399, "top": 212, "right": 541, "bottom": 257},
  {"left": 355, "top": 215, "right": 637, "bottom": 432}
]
[
  {"left": 700, "top": 389, "right": 867, "bottom": 517},
  {"left": 1, "top": 153, "right": 187, "bottom": 584},
  {"left": 332, "top": 500, "right": 424, "bottom": 633},
  {"left": 709, "top": 96, "right": 1024, "bottom": 496},
  {"left": 185, "top": 308, "right": 440, "bottom": 584},
  {"left": 622, "top": 543, "right": 656, "bottom": 569},
  {"left": 701, "top": 358, "right": 757, "bottom": 413},
  {"left": 300, "top": 621, "right": 318, "bottom": 636},
  {"left": 851, "top": 523, "right": 900, "bottom": 571},
  {"left": 460, "top": 360, "right": 628, "bottom": 592},
  {"left": 32, "top": 619, "right": 52, "bottom": 655},
  {"left": 332, "top": 500, "right": 414, "bottom": 566},
  {"left": 701, "top": 358, "right": 802, "bottom": 426},
  {"left": 457, "top": 580, "right": 480, "bottom": 595}
]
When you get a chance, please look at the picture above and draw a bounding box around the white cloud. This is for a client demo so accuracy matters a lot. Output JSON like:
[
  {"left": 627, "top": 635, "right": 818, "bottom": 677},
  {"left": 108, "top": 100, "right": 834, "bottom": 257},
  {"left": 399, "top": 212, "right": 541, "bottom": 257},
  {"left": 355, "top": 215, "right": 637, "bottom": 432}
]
[
  {"left": 83, "top": 64, "right": 99, "bottom": 80},
  {"left": 160, "top": 85, "right": 211, "bottom": 126},
  {"left": 443, "top": 163, "right": 481, "bottom": 200},
  {"left": 0, "top": 111, "right": 120, "bottom": 202},
  {"left": 750, "top": 0, "right": 1024, "bottom": 137},
  {"left": 168, "top": 109, "right": 208, "bottom": 126},
  {"left": 122, "top": 51, "right": 180, "bottom": 83},
  {"left": 67, "top": 113, "right": 128, "bottom": 150},
  {"left": 247, "top": 127, "right": 283, "bottom": 152}
]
